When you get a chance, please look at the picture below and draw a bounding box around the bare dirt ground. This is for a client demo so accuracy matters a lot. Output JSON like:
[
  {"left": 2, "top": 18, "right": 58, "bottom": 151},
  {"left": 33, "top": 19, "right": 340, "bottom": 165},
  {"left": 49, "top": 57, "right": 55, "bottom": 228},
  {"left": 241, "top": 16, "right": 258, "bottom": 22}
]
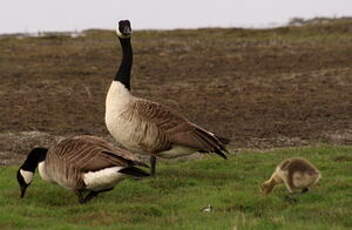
[{"left": 1, "top": 19, "right": 351, "bottom": 165}]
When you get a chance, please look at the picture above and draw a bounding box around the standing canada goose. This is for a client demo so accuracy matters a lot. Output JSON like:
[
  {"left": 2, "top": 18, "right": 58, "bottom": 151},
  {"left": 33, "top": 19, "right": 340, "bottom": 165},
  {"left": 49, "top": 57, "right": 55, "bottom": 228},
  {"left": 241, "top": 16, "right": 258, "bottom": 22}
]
[
  {"left": 17, "top": 135, "right": 149, "bottom": 203},
  {"left": 260, "top": 157, "right": 321, "bottom": 195},
  {"left": 105, "top": 20, "right": 230, "bottom": 175}
]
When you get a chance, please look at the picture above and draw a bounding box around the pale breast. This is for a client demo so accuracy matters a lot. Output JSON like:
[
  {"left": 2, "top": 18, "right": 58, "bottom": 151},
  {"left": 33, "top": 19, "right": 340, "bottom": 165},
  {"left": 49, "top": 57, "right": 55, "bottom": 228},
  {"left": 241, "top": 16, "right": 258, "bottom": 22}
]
[
  {"left": 105, "top": 82, "right": 144, "bottom": 152},
  {"left": 105, "top": 81, "right": 133, "bottom": 128},
  {"left": 106, "top": 113, "right": 163, "bottom": 154},
  {"left": 292, "top": 172, "right": 320, "bottom": 188},
  {"left": 107, "top": 107, "right": 168, "bottom": 155},
  {"left": 38, "top": 162, "right": 53, "bottom": 183}
]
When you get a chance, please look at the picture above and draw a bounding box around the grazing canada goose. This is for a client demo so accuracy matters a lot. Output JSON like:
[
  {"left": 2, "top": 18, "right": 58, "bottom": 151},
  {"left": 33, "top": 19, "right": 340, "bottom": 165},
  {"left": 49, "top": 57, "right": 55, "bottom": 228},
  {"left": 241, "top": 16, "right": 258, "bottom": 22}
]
[
  {"left": 17, "top": 135, "right": 149, "bottom": 203},
  {"left": 105, "top": 20, "right": 230, "bottom": 175},
  {"left": 260, "top": 157, "right": 321, "bottom": 195}
]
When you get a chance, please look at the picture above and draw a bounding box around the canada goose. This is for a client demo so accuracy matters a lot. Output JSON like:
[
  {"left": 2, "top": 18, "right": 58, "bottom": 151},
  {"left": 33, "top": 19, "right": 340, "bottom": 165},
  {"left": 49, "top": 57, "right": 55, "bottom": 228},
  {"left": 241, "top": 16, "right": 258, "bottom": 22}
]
[
  {"left": 260, "top": 157, "right": 321, "bottom": 195},
  {"left": 105, "top": 20, "right": 230, "bottom": 175},
  {"left": 17, "top": 135, "right": 149, "bottom": 203}
]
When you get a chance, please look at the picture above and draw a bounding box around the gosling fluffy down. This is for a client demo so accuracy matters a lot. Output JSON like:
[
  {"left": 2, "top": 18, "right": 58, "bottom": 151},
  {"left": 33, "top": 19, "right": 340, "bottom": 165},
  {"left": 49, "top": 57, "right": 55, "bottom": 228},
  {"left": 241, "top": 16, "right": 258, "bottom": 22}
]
[{"left": 261, "top": 157, "right": 321, "bottom": 195}]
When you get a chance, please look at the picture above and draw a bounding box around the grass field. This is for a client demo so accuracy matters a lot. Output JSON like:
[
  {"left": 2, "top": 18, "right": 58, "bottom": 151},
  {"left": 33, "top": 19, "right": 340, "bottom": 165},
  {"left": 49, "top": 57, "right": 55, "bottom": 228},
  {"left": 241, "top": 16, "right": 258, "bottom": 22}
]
[{"left": 1, "top": 145, "right": 351, "bottom": 230}]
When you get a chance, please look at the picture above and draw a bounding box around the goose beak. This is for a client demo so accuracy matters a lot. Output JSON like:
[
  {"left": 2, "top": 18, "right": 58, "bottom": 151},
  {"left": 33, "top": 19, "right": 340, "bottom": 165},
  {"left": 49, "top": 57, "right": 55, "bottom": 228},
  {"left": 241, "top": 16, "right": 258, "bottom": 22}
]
[
  {"left": 122, "top": 26, "right": 132, "bottom": 37},
  {"left": 123, "top": 27, "right": 131, "bottom": 36}
]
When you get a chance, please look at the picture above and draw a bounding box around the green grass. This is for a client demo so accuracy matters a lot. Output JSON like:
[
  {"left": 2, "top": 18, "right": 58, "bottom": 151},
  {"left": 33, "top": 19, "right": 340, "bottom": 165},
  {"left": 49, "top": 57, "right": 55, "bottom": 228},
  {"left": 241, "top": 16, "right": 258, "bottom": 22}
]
[{"left": 1, "top": 145, "right": 352, "bottom": 230}]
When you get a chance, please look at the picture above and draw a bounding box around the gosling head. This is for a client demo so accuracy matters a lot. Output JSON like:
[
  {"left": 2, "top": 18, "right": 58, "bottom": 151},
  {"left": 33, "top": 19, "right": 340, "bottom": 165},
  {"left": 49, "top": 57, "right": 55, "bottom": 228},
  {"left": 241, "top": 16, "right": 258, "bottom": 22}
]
[
  {"left": 116, "top": 20, "right": 132, "bottom": 39},
  {"left": 260, "top": 182, "right": 273, "bottom": 195},
  {"left": 17, "top": 147, "right": 48, "bottom": 198}
]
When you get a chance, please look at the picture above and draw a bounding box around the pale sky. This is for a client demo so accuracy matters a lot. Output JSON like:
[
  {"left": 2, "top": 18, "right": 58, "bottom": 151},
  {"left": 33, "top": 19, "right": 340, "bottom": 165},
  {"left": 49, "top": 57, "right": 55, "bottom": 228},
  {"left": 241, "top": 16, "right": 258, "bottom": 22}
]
[{"left": 0, "top": 0, "right": 351, "bottom": 34}]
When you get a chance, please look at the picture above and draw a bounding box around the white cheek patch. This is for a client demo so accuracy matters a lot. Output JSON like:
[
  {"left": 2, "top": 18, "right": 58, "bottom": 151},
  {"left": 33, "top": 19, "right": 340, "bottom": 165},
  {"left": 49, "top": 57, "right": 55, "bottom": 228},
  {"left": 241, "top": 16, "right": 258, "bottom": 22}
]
[
  {"left": 115, "top": 26, "right": 131, "bottom": 38},
  {"left": 116, "top": 27, "right": 123, "bottom": 37},
  {"left": 20, "top": 169, "right": 33, "bottom": 184},
  {"left": 83, "top": 167, "right": 125, "bottom": 190}
]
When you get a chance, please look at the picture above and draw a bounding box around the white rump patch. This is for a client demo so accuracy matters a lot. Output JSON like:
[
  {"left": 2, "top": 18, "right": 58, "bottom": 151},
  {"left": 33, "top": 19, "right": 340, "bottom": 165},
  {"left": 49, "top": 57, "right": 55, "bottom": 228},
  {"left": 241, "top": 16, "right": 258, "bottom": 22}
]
[
  {"left": 20, "top": 169, "right": 33, "bottom": 184},
  {"left": 83, "top": 167, "right": 126, "bottom": 191}
]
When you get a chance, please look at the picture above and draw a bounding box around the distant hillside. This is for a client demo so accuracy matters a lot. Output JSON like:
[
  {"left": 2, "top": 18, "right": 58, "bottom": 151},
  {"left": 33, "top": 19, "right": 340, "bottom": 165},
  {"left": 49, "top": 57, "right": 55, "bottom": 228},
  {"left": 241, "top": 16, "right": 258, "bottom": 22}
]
[{"left": 288, "top": 16, "right": 352, "bottom": 27}]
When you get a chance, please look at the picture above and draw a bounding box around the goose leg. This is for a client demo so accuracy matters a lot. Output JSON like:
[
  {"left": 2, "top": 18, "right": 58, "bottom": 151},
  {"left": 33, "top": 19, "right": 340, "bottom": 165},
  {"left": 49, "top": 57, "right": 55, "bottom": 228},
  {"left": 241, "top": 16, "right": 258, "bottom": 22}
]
[
  {"left": 284, "top": 194, "right": 298, "bottom": 203},
  {"left": 81, "top": 188, "right": 114, "bottom": 204},
  {"left": 75, "top": 190, "right": 86, "bottom": 204},
  {"left": 150, "top": 156, "right": 157, "bottom": 176},
  {"left": 81, "top": 191, "right": 99, "bottom": 204},
  {"left": 285, "top": 188, "right": 309, "bottom": 203}
]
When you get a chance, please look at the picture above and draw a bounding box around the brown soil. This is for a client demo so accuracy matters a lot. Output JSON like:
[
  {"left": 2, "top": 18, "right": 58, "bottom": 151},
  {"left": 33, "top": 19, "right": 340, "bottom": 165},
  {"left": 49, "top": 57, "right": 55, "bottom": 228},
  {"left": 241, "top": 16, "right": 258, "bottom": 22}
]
[{"left": 1, "top": 19, "right": 351, "bottom": 165}]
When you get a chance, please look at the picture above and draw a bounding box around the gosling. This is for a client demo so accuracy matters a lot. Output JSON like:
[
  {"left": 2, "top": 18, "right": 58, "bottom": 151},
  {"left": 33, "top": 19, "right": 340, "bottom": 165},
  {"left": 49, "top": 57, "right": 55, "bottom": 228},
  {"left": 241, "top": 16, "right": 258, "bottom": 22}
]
[{"left": 260, "top": 157, "right": 321, "bottom": 195}]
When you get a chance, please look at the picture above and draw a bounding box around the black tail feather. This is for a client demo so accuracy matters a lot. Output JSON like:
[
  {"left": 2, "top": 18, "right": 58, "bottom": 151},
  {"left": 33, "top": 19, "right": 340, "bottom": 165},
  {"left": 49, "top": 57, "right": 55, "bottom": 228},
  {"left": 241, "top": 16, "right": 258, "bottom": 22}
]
[
  {"left": 216, "top": 136, "right": 231, "bottom": 145},
  {"left": 119, "top": 167, "right": 150, "bottom": 177},
  {"left": 215, "top": 149, "right": 228, "bottom": 160},
  {"left": 194, "top": 128, "right": 228, "bottom": 159},
  {"left": 102, "top": 151, "right": 150, "bottom": 168}
]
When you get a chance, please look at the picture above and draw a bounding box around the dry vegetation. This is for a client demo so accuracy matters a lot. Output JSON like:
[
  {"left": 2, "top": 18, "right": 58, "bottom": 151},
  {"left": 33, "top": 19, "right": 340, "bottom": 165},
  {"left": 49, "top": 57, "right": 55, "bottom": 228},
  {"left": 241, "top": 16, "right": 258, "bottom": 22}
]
[{"left": 0, "top": 18, "right": 351, "bottom": 165}]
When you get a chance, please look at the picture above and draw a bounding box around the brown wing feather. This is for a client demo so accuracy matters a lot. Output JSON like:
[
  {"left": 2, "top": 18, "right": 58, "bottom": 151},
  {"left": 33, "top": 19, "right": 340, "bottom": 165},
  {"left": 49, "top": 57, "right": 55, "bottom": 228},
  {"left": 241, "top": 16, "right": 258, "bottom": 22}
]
[
  {"left": 134, "top": 99, "right": 229, "bottom": 158},
  {"left": 51, "top": 135, "right": 147, "bottom": 172},
  {"left": 134, "top": 99, "right": 185, "bottom": 131},
  {"left": 167, "top": 123, "right": 228, "bottom": 159}
]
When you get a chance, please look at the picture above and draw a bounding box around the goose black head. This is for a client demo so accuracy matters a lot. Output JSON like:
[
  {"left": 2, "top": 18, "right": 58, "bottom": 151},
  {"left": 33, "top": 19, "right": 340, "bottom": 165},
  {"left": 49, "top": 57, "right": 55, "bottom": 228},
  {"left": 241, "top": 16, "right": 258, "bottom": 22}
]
[
  {"left": 116, "top": 20, "right": 132, "bottom": 38},
  {"left": 17, "top": 147, "right": 48, "bottom": 198}
]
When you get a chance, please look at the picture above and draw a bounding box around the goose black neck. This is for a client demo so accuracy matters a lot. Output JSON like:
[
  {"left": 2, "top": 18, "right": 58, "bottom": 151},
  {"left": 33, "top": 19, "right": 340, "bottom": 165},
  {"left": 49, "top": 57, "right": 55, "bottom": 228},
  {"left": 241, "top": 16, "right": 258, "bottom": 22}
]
[
  {"left": 20, "top": 147, "right": 48, "bottom": 173},
  {"left": 114, "top": 37, "right": 133, "bottom": 90}
]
